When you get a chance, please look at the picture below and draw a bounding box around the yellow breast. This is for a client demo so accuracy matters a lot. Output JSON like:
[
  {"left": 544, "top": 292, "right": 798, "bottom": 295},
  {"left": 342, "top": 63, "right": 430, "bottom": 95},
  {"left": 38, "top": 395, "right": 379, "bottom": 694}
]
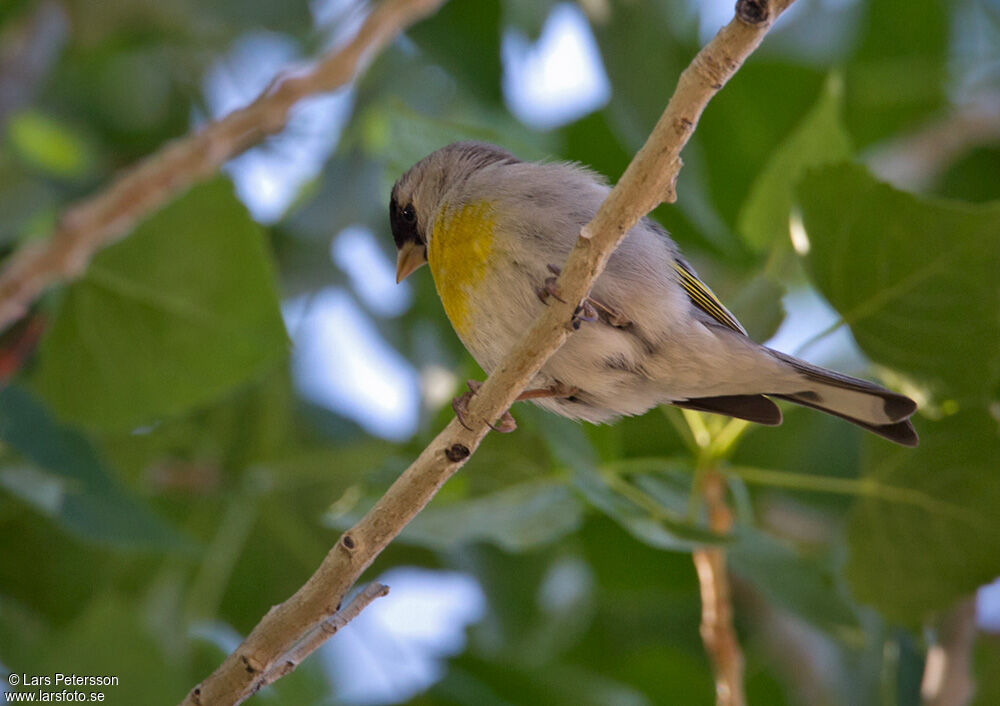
[{"left": 428, "top": 200, "right": 497, "bottom": 340}]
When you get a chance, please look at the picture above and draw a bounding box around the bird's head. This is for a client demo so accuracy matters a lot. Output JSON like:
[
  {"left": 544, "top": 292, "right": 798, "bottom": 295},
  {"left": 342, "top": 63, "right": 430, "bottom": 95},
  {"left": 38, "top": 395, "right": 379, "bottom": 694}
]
[{"left": 389, "top": 141, "right": 519, "bottom": 283}]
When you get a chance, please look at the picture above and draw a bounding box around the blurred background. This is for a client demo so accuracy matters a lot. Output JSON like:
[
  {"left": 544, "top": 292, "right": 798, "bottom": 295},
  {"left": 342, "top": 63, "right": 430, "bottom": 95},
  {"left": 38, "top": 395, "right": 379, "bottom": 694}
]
[{"left": 1, "top": 0, "right": 999, "bottom": 704}]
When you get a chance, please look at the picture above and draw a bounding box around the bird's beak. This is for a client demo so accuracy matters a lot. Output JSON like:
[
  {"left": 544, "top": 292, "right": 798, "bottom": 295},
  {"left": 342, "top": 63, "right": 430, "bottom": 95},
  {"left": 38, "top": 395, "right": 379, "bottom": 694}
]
[{"left": 395, "top": 241, "right": 427, "bottom": 283}]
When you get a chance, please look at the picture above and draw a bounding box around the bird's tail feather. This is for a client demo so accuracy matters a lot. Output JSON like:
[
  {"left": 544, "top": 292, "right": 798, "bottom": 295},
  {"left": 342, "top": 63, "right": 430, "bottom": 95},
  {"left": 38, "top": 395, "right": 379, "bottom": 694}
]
[{"left": 767, "top": 349, "right": 918, "bottom": 446}]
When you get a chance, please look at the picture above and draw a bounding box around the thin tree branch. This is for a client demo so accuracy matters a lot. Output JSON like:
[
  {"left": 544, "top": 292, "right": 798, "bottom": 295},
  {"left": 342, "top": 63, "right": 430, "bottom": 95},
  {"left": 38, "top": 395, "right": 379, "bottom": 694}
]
[
  {"left": 693, "top": 470, "right": 745, "bottom": 706},
  {"left": 253, "top": 583, "right": 390, "bottom": 695},
  {"left": 0, "top": 0, "right": 446, "bottom": 332},
  {"left": 921, "top": 597, "right": 978, "bottom": 706},
  {"left": 867, "top": 95, "right": 1000, "bottom": 192},
  {"left": 176, "top": 0, "right": 794, "bottom": 702}
]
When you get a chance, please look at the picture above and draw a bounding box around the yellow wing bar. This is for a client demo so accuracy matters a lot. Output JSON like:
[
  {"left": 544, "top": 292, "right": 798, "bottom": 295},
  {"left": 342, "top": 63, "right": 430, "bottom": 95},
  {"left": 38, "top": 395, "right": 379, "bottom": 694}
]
[{"left": 671, "top": 259, "right": 747, "bottom": 336}]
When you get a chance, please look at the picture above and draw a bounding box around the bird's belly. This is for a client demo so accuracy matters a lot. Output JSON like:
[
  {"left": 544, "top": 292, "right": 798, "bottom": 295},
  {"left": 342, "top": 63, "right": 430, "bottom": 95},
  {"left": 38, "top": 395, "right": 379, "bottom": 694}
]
[
  {"left": 428, "top": 214, "right": 667, "bottom": 422},
  {"left": 448, "top": 269, "right": 666, "bottom": 423}
]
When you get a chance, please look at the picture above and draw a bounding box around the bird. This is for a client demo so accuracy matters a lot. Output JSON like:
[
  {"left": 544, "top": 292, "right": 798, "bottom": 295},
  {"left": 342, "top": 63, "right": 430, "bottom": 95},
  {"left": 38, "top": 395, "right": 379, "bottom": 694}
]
[{"left": 389, "top": 141, "right": 918, "bottom": 446}]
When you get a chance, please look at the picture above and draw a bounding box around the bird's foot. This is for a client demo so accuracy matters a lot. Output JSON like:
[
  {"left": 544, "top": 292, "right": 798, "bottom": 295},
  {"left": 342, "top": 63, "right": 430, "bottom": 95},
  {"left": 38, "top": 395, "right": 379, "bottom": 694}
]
[
  {"left": 516, "top": 380, "right": 579, "bottom": 401},
  {"left": 588, "top": 297, "right": 631, "bottom": 328},
  {"left": 536, "top": 274, "right": 565, "bottom": 304},
  {"left": 544, "top": 264, "right": 630, "bottom": 330},
  {"left": 452, "top": 380, "right": 518, "bottom": 433},
  {"left": 569, "top": 300, "right": 598, "bottom": 330}
]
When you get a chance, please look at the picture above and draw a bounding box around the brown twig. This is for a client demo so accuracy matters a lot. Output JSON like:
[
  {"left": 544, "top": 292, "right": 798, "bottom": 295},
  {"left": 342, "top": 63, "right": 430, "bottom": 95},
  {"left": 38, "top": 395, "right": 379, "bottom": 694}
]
[
  {"left": 921, "top": 597, "right": 978, "bottom": 706},
  {"left": 0, "top": 0, "right": 446, "bottom": 332},
  {"left": 693, "top": 470, "right": 745, "bottom": 706},
  {"left": 160, "top": 0, "right": 791, "bottom": 702},
  {"left": 867, "top": 95, "right": 1000, "bottom": 192},
  {"left": 252, "top": 583, "right": 390, "bottom": 696}
]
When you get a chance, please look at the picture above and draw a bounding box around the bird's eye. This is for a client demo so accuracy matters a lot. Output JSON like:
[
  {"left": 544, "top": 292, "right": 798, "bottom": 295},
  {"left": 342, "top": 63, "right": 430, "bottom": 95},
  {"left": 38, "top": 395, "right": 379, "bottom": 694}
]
[{"left": 401, "top": 204, "right": 416, "bottom": 223}]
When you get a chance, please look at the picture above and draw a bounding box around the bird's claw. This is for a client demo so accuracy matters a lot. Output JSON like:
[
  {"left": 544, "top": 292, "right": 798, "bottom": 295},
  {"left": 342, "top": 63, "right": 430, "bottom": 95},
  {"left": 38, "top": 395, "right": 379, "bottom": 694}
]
[
  {"left": 570, "top": 300, "right": 598, "bottom": 330},
  {"left": 451, "top": 380, "right": 517, "bottom": 433},
  {"left": 536, "top": 276, "right": 565, "bottom": 304},
  {"left": 546, "top": 264, "right": 627, "bottom": 330}
]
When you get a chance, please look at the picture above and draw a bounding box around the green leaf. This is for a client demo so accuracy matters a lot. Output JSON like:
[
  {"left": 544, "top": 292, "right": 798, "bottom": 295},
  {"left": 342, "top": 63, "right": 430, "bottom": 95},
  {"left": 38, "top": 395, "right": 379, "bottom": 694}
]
[
  {"left": 6, "top": 110, "right": 94, "bottom": 179},
  {"left": 32, "top": 178, "right": 288, "bottom": 429},
  {"left": 738, "top": 74, "right": 852, "bottom": 251},
  {"left": 973, "top": 638, "right": 1000, "bottom": 706},
  {"left": 935, "top": 147, "right": 1000, "bottom": 204},
  {"left": 0, "top": 385, "right": 184, "bottom": 548},
  {"left": 845, "top": 410, "right": 1000, "bottom": 623},
  {"left": 520, "top": 405, "right": 599, "bottom": 473},
  {"left": 15, "top": 597, "right": 186, "bottom": 706},
  {"left": 408, "top": 0, "right": 503, "bottom": 105},
  {"left": 696, "top": 61, "right": 825, "bottom": 229},
  {"left": 400, "top": 478, "right": 584, "bottom": 552},
  {"left": 729, "top": 531, "right": 860, "bottom": 634},
  {"left": 592, "top": 0, "right": 693, "bottom": 151},
  {"left": 844, "top": 0, "right": 948, "bottom": 146},
  {"left": 502, "top": 0, "right": 559, "bottom": 40},
  {"left": 577, "top": 460, "right": 725, "bottom": 550},
  {"left": 361, "top": 96, "right": 555, "bottom": 188},
  {"left": 430, "top": 654, "right": 650, "bottom": 706},
  {"left": 797, "top": 163, "right": 1000, "bottom": 400}
]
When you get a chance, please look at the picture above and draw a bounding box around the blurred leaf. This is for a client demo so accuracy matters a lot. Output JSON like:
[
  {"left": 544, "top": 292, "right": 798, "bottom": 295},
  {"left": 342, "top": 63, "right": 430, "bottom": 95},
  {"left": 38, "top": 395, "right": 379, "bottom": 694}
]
[
  {"left": 798, "top": 163, "right": 1000, "bottom": 400},
  {"left": 731, "top": 406, "right": 864, "bottom": 517},
  {"left": 576, "top": 459, "right": 724, "bottom": 550},
  {"left": 844, "top": 0, "right": 948, "bottom": 146},
  {"left": 362, "top": 96, "right": 556, "bottom": 187},
  {"left": 408, "top": 0, "right": 503, "bottom": 105},
  {"left": 729, "top": 531, "right": 860, "bottom": 634},
  {"left": 0, "top": 0, "right": 34, "bottom": 28},
  {"left": 502, "top": 0, "right": 558, "bottom": 40},
  {"left": 401, "top": 478, "right": 584, "bottom": 552},
  {"left": 973, "top": 636, "right": 1000, "bottom": 706},
  {"left": 32, "top": 178, "right": 288, "bottom": 430},
  {"left": 846, "top": 410, "right": 1000, "bottom": 623},
  {"left": 15, "top": 596, "right": 186, "bottom": 706},
  {"left": 93, "top": 48, "right": 175, "bottom": 133},
  {"left": 63, "top": 0, "right": 310, "bottom": 47},
  {"left": 0, "top": 155, "right": 59, "bottom": 245},
  {"left": 521, "top": 405, "right": 598, "bottom": 473},
  {"left": 204, "top": 0, "right": 311, "bottom": 35},
  {"left": 934, "top": 147, "right": 1000, "bottom": 204},
  {"left": 728, "top": 275, "right": 786, "bottom": 342},
  {"left": 6, "top": 109, "right": 94, "bottom": 178},
  {"left": 285, "top": 148, "right": 384, "bottom": 242},
  {"left": 0, "top": 499, "right": 108, "bottom": 626},
  {"left": 0, "top": 385, "right": 185, "bottom": 548},
  {"left": 592, "top": 0, "right": 692, "bottom": 150},
  {"left": 696, "top": 61, "right": 825, "bottom": 230},
  {"left": 428, "top": 654, "right": 650, "bottom": 706},
  {"left": 738, "top": 74, "right": 852, "bottom": 252},
  {"left": 561, "top": 109, "right": 630, "bottom": 182}
]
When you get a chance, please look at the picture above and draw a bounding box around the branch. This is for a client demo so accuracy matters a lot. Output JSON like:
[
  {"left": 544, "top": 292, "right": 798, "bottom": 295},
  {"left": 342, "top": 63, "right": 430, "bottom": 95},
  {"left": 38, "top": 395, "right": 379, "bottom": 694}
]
[
  {"left": 252, "top": 583, "right": 390, "bottom": 695},
  {"left": 693, "top": 471, "right": 745, "bottom": 706},
  {"left": 921, "top": 597, "right": 978, "bottom": 706},
  {"left": 174, "top": 0, "right": 797, "bottom": 703},
  {"left": 867, "top": 95, "right": 1000, "bottom": 192},
  {"left": 0, "top": 0, "right": 446, "bottom": 332}
]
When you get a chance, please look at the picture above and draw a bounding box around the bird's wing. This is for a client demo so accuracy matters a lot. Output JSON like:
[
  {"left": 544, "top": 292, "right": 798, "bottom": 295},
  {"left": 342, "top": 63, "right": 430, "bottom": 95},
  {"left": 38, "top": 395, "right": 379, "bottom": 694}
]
[{"left": 671, "top": 257, "right": 747, "bottom": 336}]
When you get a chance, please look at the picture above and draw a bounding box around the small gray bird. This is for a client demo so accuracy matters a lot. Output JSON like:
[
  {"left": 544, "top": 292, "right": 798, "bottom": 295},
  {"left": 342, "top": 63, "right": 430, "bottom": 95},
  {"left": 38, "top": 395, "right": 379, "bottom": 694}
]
[{"left": 389, "top": 141, "right": 917, "bottom": 446}]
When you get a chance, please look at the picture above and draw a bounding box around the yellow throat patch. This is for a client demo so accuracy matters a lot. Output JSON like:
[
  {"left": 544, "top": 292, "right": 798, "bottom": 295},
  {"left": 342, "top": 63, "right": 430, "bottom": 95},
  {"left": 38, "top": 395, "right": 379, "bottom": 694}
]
[{"left": 428, "top": 200, "right": 497, "bottom": 339}]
